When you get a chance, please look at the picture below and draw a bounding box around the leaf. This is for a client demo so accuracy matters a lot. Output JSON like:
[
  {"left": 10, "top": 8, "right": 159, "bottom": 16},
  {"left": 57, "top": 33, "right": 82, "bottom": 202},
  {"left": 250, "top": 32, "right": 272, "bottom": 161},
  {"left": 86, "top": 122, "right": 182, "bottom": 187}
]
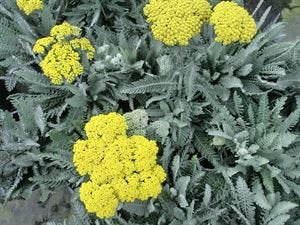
[
  {"left": 13, "top": 154, "right": 36, "bottom": 167},
  {"left": 278, "top": 71, "right": 300, "bottom": 88},
  {"left": 241, "top": 80, "right": 265, "bottom": 95},
  {"left": 235, "top": 177, "right": 255, "bottom": 223},
  {"left": 203, "top": 184, "right": 212, "bottom": 206},
  {"left": 175, "top": 176, "right": 190, "bottom": 208},
  {"left": 145, "top": 95, "right": 168, "bottom": 108},
  {"left": 171, "top": 155, "right": 180, "bottom": 183},
  {"left": 70, "top": 198, "right": 91, "bottom": 225},
  {"left": 207, "top": 130, "right": 232, "bottom": 140},
  {"left": 169, "top": 220, "right": 182, "bottom": 225},
  {"left": 257, "top": 94, "right": 269, "bottom": 124},
  {"left": 0, "top": 151, "right": 10, "bottom": 166},
  {"left": 194, "top": 133, "right": 219, "bottom": 166},
  {"left": 122, "top": 201, "right": 152, "bottom": 216},
  {"left": 185, "top": 62, "right": 199, "bottom": 101},
  {"left": 275, "top": 175, "right": 291, "bottom": 194},
  {"left": 265, "top": 215, "right": 290, "bottom": 225},
  {"left": 271, "top": 97, "right": 287, "bottom": 118},
  {"left": 285, "top": 169, "right": 300, "bottom": 179},
  {"left": 233, "top": 91, "right": 244, "bottom": 116},
  {"left": 4, "top": 76, "right": 17, "bottom": 92},
  {"left": 121, "top": 76, "right": 177, "bottom": 94},
  {"left": 175, "top": 176, "right": 190, "bottom": 196},
  {"left": 13, "top": 12, "right": 37, "bottom": 38},
  {"left": 236, "top": 64, "right": 253, "bottom": 76},
  {"left": 220, "top": 76, "right": 243, "bottom": 89},
  {"left": 39, "top": 5, "right": 55, "bottom": 33},
  {"left": 276, "top": 132, "right": 297, "bottom": 148},
  {"left": 34, "top": 105, "right": 46, "bottom": 134},
  {"left": 231, "top": 205, "right": 252, "bottom": 225},
  {"left": 261, "top": 169, "right": 274, "bottom": 193},
  {"left": 173, "top": 207, "right": 186, "bottom": 220},
  {"left": 65, "top": 95, "right": 88, "bottom": 108},
  {"left": 264, "top": 201, "right": 297, "bottom": 224},
  {"left": 279, "top": 109, "right": 300, "bottom": 133},
  {"left": 256, "top": 6, "right": 272, "bottom": 30},
  {"left": 195, "top": 81, "right": 221, "bottom": 109},
  {"left": 253, "top": 181, "right": 272, "bottom": 210}
]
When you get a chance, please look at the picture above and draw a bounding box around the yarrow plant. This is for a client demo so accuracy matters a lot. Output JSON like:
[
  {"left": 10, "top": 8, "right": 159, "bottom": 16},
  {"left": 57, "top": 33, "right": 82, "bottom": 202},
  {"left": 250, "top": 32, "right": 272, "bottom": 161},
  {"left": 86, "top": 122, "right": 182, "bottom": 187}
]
[
  {"left": 210, "top": 1, "right": 257, "bottom": 45},
  {"left": 16, "top": 0, "right": 43, "bottom": 15},
  {"left": 143, "top": 0, "right": 212, "bottom": 46},
  {"left": 33, "top": 22, "right": 95, "bottom": 85},
  {"left": 73, "top": 113, "right": 166, "bottom": 218}
]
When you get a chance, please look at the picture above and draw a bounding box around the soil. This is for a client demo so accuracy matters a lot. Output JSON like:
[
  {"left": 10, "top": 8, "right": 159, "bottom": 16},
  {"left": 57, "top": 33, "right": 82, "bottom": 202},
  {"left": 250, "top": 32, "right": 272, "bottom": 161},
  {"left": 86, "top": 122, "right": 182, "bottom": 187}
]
[{"left": 0, "top": 189, "right": 71, "bottom": 225}]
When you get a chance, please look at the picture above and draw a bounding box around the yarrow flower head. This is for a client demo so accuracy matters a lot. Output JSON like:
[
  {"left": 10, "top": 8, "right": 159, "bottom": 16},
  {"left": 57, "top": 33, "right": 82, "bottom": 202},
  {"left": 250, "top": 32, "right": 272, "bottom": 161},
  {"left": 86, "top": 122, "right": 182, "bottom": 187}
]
[
  {"left": 73, "top": 112, "right": 166, "bottom": 218},
  {"left": 210, "top": 1, "right": 257, "bottom": 45},
  {"left": 16, "top": 0, "right": 43, "bottom": 15},
  {"left": 33, "top": 22, "right": 95, "bottom": 85},
  {"left": 144, "top": 0, "right": 212, "bottom": 46}
]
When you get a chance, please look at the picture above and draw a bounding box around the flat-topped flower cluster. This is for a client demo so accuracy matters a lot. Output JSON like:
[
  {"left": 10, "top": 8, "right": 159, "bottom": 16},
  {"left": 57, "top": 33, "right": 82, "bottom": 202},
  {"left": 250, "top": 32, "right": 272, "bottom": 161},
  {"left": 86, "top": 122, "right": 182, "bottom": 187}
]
[
  {"left": 144, "top": 0, "right": 212, "bottom": 46},
  {"left": 73, "top": 113, "right": 166, "bottom": 218},
  {"left": 16, "top": 0, "right": 43, "bottom": 15},
  {"left": 210, "top": 1, "right": 257, "bottom": 45},
  {"left": 144, "top": 0, "right": 257, "bottom": 46},
  {"left": 33, "top": 22, "right": 95, "bottom": 85}
]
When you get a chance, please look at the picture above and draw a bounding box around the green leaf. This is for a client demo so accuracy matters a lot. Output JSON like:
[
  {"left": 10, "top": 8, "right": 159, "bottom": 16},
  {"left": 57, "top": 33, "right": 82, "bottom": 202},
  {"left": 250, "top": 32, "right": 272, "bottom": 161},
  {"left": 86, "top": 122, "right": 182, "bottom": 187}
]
[
  {"left": 278, "top": 71, "right": 300, "bottom": 88},
  {"left": 185, "top": 62, "right": 199, "bottom": 101},
  {"left": 65, "top": 95, "right": 88, "bottom": 108},
  {"left": 265, "top": 215, "right": 290, "bottom": 225},
  {"left": 253, "top": 181, "right": 272, "bottom": 210},
  {"left": 235, "top": 177, "right": 255, "bottom": 223},
  {"left": 279, "top": 109, "right": 300, "bottom": 133},
  {"left": 257, "top": 95, "right": 270, "bottom": 124},
  {"left": 122, "top": 201, "right": 152, "bottom": 216},
  {"left": 264, "top": 201, "right": 297, "bottom": 224},
  {"left": 121, "top": 76, "right": 177, "bottom": 94},
  {"left": 203, "top": 184, "right": 212, "bottom": 206},
  {"left": 220, "top": 76, "right": 243, "bottom": 89},
  {"left": 171, "top": 155, "right": 180, "bottom": 183},
  {"left": 175, "top": 176, "right": 190, "bottom": 208},
  {"left": 34, "top": 105, "right": 46, "bottom": 134},
  {"left": 237, "top": 64, "right": 253, "bottom": 76}
]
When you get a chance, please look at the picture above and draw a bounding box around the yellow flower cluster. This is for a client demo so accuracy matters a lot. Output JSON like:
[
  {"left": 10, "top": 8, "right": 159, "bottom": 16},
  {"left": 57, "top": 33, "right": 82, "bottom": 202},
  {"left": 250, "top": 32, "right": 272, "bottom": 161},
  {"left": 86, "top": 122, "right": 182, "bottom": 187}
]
[
  {"left": 210, "top": 1, "right": 257, "bottom": 45},
  {"left": 33, "top": 22, "right": 95, "bottom": 85},
  {"left": 143, "top": 0, "right": 212, "bottom": 46},
  {"left": 16, "top": 0, "right": 43, "bottom": 15},
  {"left": 50, "top": 22, "right": 81, "bottom": 40},
  {"left": 73, "top": 112, "right": 166, "bottom": 219}
]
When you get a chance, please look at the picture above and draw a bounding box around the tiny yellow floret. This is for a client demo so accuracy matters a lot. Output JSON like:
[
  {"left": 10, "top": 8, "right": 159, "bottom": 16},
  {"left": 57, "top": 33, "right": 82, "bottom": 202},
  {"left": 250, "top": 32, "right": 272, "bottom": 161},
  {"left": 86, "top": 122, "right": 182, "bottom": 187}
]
[
  {"left": 16, "top": 0, "right": 43, "bottom": 15},
  {"left": 144, "top": 0, "right": 212, "bottom": 46},
  {"left": 33, "top": 22, "right": 95, "bottom": 85},
  {"left": 210, "top": 1, "right": 257, "bottom": 45},
  {"left": 73, "top": 112, "right": 166, "bottom": 219}
]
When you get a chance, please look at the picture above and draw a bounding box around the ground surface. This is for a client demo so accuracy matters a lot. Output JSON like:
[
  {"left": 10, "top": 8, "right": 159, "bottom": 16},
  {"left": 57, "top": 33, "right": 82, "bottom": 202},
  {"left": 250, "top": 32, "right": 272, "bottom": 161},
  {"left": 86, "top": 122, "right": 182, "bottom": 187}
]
[{"left": 0, "top": 189, "right": 70, "bottom": 225}]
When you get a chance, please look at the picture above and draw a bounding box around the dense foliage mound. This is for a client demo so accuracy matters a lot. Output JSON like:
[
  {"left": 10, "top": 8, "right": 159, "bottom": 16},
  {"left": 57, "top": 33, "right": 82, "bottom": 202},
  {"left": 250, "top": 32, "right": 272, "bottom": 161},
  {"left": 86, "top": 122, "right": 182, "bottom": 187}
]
[{"left": 0, "top": 0, "right": 300, "bottom": 225}]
